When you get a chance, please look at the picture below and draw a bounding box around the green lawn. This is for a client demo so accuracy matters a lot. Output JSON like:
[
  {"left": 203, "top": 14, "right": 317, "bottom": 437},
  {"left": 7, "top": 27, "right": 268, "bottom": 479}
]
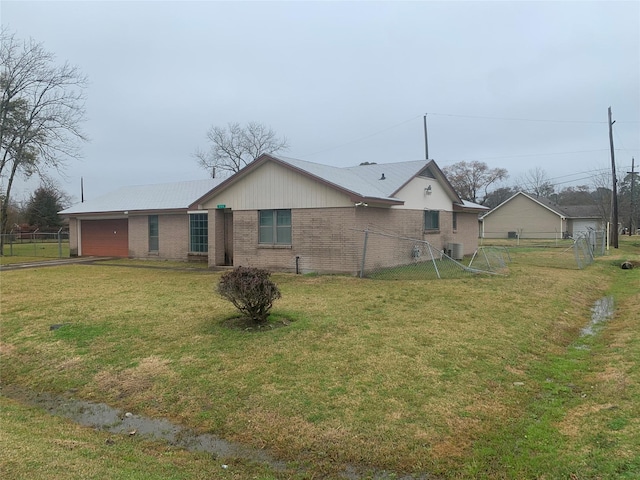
[
  {"left": 1, "top": 241, "right": 69, "bottom": 263},
  {"left": 1, "top": 237, "right": 639, "bottom": 479}
]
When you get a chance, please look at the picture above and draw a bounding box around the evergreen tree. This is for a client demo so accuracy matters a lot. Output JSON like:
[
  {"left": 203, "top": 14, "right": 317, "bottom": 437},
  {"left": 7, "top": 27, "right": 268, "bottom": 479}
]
[{"left": 25, "top": 184, "right": 68, "bottom": 230}]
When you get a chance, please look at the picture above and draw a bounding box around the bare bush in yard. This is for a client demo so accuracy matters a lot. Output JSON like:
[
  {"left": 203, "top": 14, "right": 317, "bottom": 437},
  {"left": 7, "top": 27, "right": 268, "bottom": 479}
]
[{"left": 217, "top": 267, "right": 281, "bottom": 323}]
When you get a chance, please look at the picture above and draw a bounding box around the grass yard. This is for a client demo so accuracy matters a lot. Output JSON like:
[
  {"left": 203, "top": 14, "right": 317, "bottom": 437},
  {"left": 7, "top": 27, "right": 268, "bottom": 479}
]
[
  {"left": 1, "top": 237, "right": 639, "bottom": 479},
  {"left": 1, "top": 241, "right": 70, "bottom": 263}
]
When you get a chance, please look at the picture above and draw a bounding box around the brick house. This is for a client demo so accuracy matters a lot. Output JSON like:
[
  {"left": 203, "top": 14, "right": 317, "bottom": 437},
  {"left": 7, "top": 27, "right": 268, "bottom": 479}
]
[
  {"left": 60, "top": 154, "right": 487, "bottom": 274},
  {"left": 59, "top": 179, "right": 222, "bottom": 260}
]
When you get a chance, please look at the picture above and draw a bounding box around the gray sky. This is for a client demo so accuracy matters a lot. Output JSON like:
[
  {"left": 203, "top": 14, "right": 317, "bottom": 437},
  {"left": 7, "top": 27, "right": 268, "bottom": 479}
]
[{"left": 3, "top": 0, "right": 639, "bottom": 203}]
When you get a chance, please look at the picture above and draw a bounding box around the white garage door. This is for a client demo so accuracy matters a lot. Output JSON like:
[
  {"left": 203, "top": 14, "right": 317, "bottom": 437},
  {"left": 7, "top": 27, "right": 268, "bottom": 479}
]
[{"left": 572, "top": 220, "right": 597, "bottom": 237}]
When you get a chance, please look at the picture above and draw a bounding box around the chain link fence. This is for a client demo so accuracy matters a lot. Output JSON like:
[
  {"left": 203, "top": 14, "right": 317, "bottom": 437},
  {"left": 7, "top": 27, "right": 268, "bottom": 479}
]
[
  {"left": 573, "top": 229, "right": 606, "bottom": 269},
  {"left": 359, "top": 229, "right": 502, "bottom": 280},
  {"left": 480, "top": 229, "right": 606, "bottom": 271},
  {"left": 359, "top": 228, "right": 606, "bottom": 279},
  {"left": 468, "top": 246, "right": 511, "bottom": 272},
  {"left": 1, "top": 230, "right": 70, "bottom": 258}
]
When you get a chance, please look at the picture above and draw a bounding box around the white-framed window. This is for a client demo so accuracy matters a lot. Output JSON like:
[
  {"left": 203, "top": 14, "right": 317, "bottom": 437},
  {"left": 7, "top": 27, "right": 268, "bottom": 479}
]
[
  {"left": 259, "top": 209, "right": 291, "bottom": 245},
  {"left": 189, "top": 213, "right": 208, "bottom": 253},
  {"left": 148, "top": 215, "right": 159, "bottom": 251}
]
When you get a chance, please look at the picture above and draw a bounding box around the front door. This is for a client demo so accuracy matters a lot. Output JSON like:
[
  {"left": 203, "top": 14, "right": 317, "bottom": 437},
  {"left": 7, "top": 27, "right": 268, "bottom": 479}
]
[{"left": 223, "top": 211, "right": 233, "bottom": 265}]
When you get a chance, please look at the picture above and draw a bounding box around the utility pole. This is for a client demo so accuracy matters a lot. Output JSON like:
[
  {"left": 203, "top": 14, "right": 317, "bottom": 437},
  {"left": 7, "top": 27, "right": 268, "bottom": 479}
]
[
  {"left": 608, "top": 106, "right": 619, "bottom": 248},
  {"left": 629, "top": 157, "right": 637, "bottom": 236},
  {"left": 423, "top": 114, "right": 429, "bottom": 160}
]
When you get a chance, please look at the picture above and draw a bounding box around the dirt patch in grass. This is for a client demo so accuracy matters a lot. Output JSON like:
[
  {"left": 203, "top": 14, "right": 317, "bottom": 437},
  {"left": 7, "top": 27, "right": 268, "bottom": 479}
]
[
  {"left": 94, "top": 356, "right": 174, "bottom": 401},
  {"left": 557, "top": 403, "right": 618, "bottom": 437},
  {"left": 0, "top": 342, "right": 17, "bottom": 356},
  {"left": 220, "top": 316, "right": 294, "bottom": 332}
]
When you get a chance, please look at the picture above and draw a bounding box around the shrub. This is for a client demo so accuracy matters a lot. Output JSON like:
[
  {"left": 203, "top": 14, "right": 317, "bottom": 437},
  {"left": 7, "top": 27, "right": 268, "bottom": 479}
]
[{"left": 217, "top": 266, "right": 281, "bottom": 323}]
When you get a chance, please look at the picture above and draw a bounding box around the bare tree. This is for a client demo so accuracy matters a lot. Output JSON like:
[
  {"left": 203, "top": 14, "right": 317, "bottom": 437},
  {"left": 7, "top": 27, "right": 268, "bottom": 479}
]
[
  {"left": 515, "top": 167, "right": 555, "bottom": 198},
  {"left": 442, "top": 160, "right": 508, "bottom": 204},
  {"left": 195, "top": 121, "right": 288, "bottom": 177},
  {"left": 0, "top": 29, "right": 88, "bottom": 245}
]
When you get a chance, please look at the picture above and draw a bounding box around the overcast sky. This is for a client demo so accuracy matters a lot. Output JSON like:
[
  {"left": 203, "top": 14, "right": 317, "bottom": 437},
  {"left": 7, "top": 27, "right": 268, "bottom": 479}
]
[{"left": 3, "top": 0, "right": 639, "bottom": 204}]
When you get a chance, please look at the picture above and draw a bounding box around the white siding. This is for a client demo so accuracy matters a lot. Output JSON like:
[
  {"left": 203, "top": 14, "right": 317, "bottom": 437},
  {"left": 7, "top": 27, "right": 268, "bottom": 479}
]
[
  {"left": 201, "top": 162, "right": 353, "bottom": 210},
  {"left": 393, "top": 176, "right": 454, "bottom": 210}
]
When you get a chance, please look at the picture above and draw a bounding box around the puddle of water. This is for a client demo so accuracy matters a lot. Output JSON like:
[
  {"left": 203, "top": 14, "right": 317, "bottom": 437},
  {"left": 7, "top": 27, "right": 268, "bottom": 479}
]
[
  {"left": 1, "top": 385, "right": 425, "bottom": 479},
  {"left": 0, "top": 385, "right": 287, "bottom": 470},
  {"left": 580, "top": 296, "right": 614, "bottom": 336}
]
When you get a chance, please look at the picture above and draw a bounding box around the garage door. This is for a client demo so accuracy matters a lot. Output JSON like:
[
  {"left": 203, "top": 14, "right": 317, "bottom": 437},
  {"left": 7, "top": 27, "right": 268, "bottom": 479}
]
[
  {"left": 572, "top": 220, "right": 597, "bottom": 237},
  {"left": 81, "top": 219, "right": 129, "bottom": 257}
]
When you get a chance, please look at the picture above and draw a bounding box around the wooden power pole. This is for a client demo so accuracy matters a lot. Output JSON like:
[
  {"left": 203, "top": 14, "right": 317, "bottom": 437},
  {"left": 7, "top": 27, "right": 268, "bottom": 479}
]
[
  {"left": 608, "top": 106, "right": 619, "bottom": 248},
  {"left": 423, "top": 114, "right": 429, "bottom": 160},
  {"left": 629, "top": 157, "right": 637, "bottom": 236}
]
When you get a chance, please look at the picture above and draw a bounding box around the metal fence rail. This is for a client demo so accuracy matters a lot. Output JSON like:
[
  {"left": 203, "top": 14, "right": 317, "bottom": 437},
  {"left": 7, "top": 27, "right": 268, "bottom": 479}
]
[
  {"left": 468, "top": 246, "right": 511, "bottom": 272},
  {"left": 1, "top": 230, "right": 70, "bottom": 258},
  {"left": 359, "top": 229, "right": 502, "bottom": 280}
]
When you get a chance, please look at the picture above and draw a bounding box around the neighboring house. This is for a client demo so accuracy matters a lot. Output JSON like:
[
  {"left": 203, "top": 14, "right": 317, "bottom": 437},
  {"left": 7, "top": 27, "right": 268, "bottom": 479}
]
[
  {"left": 60, "top": 154, "right": 488, "bottom": 274},
  {"left": 480, "top": 191, "right": 605, "bottom": 239}
]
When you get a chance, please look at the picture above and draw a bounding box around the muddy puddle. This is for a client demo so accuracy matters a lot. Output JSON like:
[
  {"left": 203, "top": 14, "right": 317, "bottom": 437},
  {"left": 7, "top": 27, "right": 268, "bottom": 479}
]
[
  {"left": 1, "top": 384, "right": 287, "bottom": 468},
  {"left": 1, "top": 384, "right": 420, "bottom": 479},
  {"left": 580, "top": 296, "right": 614, "bottom": 336}
]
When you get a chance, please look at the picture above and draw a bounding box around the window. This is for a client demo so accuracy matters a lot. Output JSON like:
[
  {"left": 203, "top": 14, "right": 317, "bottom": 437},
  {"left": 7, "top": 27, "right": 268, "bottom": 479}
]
[
  {"left": 148, "top": 215, "right": 159, "bottom": 251},
  {"left": 189, "top": 213, "right": 208, "bottom": 253},
  {"left": 452, "top": 212, "right": 458, "bottom": 231},
  {"left": 259, "top": 209, "right": 291, "bottom": 245},
  {"left": 424, "top": 210, "right": 440, "bottom": 231}
]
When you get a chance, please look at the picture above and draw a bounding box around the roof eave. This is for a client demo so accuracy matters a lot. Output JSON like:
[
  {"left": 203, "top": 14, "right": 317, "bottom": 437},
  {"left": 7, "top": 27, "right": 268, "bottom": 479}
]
[
  {"left": 453, "top": 203, "right": 489, "bottom": 213},
  {"left": 60, "top": 207, "right": 188, "bottom": 217}
]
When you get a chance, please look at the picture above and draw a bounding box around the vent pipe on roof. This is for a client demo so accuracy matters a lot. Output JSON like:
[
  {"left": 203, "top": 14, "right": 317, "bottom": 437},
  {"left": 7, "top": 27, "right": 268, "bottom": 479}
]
[{"left": 380, "top": 173, "right": 385, "bottom": 180}]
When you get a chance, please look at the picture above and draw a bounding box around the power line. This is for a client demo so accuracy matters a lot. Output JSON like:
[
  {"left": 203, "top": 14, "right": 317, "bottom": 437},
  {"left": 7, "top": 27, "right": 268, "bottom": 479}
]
[
  {"left": 448, "top": 149, "right": 611, "bottom": 163},
  {"left": 426, "top": 112, "right": 608, "bottom": 124},
  {"left": 302, "top": 115, "right": 421, "bottom": 157}
]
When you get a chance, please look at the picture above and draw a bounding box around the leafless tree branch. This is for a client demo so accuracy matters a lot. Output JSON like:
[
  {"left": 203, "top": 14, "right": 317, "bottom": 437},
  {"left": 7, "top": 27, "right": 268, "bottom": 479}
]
[
  {"left": 0, "top": 29, "right": 88, "bottom": 241},
  {"left": 194, "top": 121, "right": 288, "bottom": 177}
]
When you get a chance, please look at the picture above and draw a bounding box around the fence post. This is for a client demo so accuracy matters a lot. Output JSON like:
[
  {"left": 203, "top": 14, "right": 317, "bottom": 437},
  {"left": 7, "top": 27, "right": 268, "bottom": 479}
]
[
  {"left": 359, "top": 229, "right": 369, "bottom": 278},
  {"left": 427, "top": 243, "right": 441, "bottom": 279},
  {"left": 58, "top": 227, "right": 63, "bottom": 258}
]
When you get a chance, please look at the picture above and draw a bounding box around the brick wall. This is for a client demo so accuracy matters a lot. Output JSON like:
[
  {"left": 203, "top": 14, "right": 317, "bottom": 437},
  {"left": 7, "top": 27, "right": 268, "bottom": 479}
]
[
  {"left": 224, "top": 207, "right": 480, "bottom": 275},
  {"left": 129, "top": 214, "right": 189, "bottom": 261}
]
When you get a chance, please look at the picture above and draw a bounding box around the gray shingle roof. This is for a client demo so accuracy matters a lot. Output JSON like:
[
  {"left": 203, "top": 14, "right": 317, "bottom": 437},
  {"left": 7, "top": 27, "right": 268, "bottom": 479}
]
[
  {"left": 59, "top": 178, "right": 222, "bottom": 215},
  {"left": 525, "top": 194, "right": 602, "bottom": 218}
]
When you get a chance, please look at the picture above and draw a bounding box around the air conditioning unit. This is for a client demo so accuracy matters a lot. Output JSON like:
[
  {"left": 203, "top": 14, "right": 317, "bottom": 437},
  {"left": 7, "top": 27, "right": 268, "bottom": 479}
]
[{"left": 448, "top": 243, "right": 464, "bottom": 260}]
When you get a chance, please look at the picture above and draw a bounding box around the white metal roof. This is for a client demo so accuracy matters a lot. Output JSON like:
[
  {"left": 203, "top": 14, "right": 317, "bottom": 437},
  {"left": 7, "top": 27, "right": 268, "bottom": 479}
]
[
  {"left": 458, "top": 199, "right": 490, "bottom": 210},
  {"left": 59, "top": 178, "right": 222, "bottom": 215},
  {"left": 274, "top": 156, "right": 432, "bottom": 200}
]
